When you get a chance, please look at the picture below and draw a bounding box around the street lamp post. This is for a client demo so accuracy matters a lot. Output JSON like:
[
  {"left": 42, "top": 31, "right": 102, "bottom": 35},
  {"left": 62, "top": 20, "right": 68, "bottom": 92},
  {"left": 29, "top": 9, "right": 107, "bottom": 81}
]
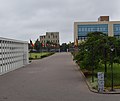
[
  {"left": 104, "top": 47, "right": 107, "bottom": 78},
  {"left": 91, "top": 45, "right": 94, "bottom": 82},
  {"left": 110, "top": 45, "right": 114, "bottom": 91},
  {"left": 85, "top": 44, "right": 94, "bottom": 82}
]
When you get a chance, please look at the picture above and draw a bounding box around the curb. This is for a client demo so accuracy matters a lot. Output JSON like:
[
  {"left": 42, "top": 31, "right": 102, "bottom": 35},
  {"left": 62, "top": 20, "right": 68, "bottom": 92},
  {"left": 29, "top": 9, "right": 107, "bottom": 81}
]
[{"left": 73, "top": 60, "right": 120, "bottom": 94}]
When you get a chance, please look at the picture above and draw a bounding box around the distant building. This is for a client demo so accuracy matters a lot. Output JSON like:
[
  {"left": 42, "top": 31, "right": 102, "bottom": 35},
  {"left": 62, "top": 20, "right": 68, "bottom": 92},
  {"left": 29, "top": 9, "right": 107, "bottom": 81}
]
[
  {"left": 40, "top": 32, "right": 59, "bottom": 47},
  {"left": 74, "top": 16, "right": 120, "bottom": 45}
]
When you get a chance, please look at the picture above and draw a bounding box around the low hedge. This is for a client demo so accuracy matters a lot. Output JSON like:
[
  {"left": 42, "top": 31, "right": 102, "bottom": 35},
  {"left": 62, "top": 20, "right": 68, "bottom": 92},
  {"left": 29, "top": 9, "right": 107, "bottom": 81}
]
[{"left": 41, "top": 52, "right": 54, "bottom": 58}]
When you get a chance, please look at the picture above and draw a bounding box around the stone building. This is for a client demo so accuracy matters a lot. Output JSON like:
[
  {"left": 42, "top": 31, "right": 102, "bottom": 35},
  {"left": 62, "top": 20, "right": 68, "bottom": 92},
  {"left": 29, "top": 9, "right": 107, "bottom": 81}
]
[{"left": 40, "top": 32, "right": 59, "bottom": 47}]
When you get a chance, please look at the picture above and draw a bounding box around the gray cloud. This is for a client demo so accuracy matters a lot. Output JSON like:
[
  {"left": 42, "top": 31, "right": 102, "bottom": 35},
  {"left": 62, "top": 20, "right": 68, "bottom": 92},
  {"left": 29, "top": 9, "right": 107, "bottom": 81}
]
[{"left": 0, "top": 0, "right": 119, "bottom": 43}]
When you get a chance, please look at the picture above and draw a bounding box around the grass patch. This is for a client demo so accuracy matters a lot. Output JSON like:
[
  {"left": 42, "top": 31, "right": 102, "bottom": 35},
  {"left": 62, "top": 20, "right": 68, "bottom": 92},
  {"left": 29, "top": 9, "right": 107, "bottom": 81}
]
[
  {"left": 94, "top": 63, "right": 120, "bottom": 87},
  {"left": 82, "top": 63, "right": 120, "bottom": 89},
  {"left": 29, "top": 52, "right": 54, "bottom": 60},
  {"left": 87, "top": 77, "right": 98, "bottom": 89}
]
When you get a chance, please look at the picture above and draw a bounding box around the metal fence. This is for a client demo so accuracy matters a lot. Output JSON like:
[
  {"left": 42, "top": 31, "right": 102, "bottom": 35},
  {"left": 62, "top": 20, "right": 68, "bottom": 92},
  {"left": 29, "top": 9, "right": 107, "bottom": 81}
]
[{"left": 0, "top": 37, "right": 29, "bottom": 75}]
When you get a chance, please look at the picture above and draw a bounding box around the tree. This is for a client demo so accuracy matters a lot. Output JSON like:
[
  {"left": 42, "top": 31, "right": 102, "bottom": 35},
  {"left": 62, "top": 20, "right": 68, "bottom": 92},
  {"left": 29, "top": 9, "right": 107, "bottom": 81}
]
[
  {"left": 68, "top": 42, "right": 74, "bottom": 52},
  {"left": 34, "top": 39, "right": 41, "bottom": 52},
  {"left": 75, "top": 31, "right": 117, "bottom": 73},
  {"left": 60, "top": 43, "right": 69, "bottom": 52}
]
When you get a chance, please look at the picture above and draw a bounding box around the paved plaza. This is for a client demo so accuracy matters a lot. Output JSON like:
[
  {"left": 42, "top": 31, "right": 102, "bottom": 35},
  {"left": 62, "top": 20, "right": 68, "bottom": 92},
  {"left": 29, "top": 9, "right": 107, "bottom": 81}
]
[{"left": 0, "top": 53, "right": 120, "bottom": 101}]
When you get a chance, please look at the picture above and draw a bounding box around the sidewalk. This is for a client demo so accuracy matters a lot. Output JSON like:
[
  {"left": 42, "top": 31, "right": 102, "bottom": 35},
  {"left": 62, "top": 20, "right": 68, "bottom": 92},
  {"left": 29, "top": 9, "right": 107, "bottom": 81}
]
[{"left": 0, "top": 53, "right": 120, "bottom": 101}]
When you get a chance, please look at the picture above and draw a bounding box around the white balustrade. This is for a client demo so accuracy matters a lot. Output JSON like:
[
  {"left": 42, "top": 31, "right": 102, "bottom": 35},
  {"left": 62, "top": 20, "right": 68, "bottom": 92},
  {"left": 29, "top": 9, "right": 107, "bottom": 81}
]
[{"left": 0, "top": 37, "right": 29, "bottom": 75}]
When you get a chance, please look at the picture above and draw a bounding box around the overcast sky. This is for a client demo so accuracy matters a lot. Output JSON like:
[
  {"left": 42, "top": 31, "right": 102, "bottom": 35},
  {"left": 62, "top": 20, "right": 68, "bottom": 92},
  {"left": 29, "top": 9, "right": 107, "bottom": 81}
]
[{"left": 0, "top": 0, "right": 120, "bottom": 44}]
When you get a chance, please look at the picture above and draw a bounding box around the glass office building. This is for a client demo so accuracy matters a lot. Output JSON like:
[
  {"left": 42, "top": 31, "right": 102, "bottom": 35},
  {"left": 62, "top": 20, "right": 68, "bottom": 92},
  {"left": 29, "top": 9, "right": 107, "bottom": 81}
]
[{"left": 74, "top": 16, "right": 120, "bottom": 45}]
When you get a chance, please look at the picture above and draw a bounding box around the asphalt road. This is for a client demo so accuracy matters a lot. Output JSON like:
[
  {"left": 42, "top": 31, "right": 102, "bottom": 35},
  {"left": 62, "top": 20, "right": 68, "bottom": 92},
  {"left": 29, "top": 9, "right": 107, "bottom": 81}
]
[{"left": 0, "top": 52, "right": 120, "bottom": 101}]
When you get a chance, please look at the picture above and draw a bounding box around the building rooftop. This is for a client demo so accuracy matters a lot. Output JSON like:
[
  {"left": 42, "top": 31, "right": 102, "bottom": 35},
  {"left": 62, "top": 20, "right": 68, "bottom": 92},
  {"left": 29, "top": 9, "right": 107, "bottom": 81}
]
[{"left": 98, "top": 16, "right": 109, "bottom": 21}]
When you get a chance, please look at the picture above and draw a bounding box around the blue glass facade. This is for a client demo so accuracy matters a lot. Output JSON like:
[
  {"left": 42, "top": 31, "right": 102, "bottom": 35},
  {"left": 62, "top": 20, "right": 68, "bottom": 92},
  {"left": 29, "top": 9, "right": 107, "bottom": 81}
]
[
  {"left": 113, "top": 24, "right": 120, "bottom": 35},
  {"left": 78, "top": 24, "right": 108, "bottom": 40}
]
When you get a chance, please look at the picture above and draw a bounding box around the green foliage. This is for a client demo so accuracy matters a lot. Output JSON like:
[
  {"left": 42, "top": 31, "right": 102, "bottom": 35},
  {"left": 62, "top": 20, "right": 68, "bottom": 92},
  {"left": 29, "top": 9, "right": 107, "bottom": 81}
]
[
  {"left": 75, "top": 31, "right": 120, "bottom": 70},
  {"left": 60, "top": 43, "right": 69, "bottom": 52},
  {"left": 94, "top": 63, "right": 120, "bottom": 87},
  {"left": 73, "top": 31, "right": 120, "bottom": 87},
  {"left": 34, "top": 39, "right": 42, "bottom": 52},
  {"left": 41, "top": 52, "right": 54, "bottom": 58}
]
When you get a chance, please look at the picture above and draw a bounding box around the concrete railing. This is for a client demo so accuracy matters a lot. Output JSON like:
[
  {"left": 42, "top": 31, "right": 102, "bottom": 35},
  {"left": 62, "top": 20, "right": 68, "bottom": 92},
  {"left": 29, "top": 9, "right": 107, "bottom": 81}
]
[{"left": 0, "top": 37, "right": 29, "bottom": 75}]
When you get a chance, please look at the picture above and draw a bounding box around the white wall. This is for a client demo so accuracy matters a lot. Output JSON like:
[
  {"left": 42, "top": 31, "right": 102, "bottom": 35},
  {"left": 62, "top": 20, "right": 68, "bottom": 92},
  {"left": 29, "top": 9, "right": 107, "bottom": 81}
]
[{"left": 0, "top": 37, "right": 29, "bottom": 75}]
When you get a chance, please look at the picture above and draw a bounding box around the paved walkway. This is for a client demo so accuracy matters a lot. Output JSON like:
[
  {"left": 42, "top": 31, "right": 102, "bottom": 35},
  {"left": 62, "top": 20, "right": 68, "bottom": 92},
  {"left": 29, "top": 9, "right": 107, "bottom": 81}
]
[{"left": 0, "top": 53, "right": 120, "bottom": 101}]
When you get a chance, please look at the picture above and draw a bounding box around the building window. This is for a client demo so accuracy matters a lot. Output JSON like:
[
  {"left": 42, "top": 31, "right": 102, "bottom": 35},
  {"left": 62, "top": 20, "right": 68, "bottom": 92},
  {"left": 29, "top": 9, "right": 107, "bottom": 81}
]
[
  {"left": 78, "top": 24, "right": 108, "bottom": 37},
  {"left": 84, "top": 28, "right": 87, "bottom": 31},
  {"left": 114, "top": 24, "right": 120, "bottom": 35},
  {"left": 88, "top": 28, "right": 90, "bottom": 31},
  {"left": 53, "top": 35, "right": 54, "bottom": 38},
  {"left": 91, "top": 28, "right": 94, "bottom": 31},
  {"left": 82, "top": 28, "right": 84, "bottom": 31},
  {"left": 97, "top": 28, "right": 99, "bottom": 31}
]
